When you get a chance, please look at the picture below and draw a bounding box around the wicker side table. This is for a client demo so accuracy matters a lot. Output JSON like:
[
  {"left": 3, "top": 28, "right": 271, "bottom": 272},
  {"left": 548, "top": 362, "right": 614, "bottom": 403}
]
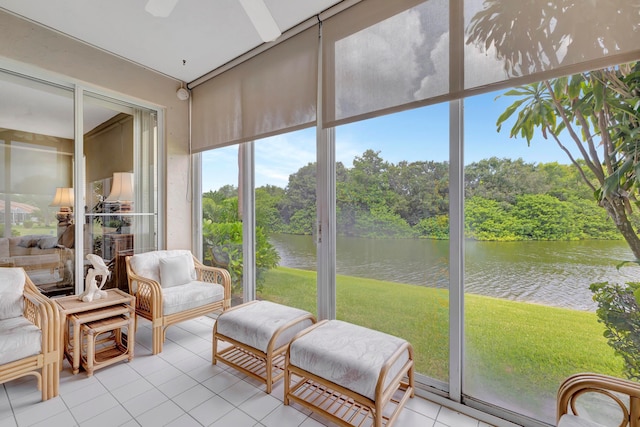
[
  {"left": 80, "top": 314, "right": 134, "bottom": 376},
  {"left": 55, "top": 289, "right": 135, "bottom": 374},
  {"left": 67, "top": 304, "right": 134, "bottom": 374}
]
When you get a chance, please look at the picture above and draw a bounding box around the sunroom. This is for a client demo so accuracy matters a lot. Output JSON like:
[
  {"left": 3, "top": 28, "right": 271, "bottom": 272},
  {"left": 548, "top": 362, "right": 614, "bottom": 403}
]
[{"left": 0, "top": 1, "right": 639, "bottom": 426}]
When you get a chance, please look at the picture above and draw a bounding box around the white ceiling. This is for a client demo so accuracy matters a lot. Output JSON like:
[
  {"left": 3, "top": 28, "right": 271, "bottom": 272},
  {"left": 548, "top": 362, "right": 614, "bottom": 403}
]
[
  {"left": 0, "top": 0, "right": 343, "bottom": 138},
  {"left": 0, "top": 0, "right": 343, "bottom": 83}
]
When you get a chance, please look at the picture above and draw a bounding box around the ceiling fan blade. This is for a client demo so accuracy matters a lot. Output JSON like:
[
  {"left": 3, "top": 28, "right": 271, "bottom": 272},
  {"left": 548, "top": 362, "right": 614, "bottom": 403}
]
[
  {"left": 145, "top": 0, "right": 179, "bottom": 18},
  {"left": 238, "top": 0, "right": 281, "bottom": 43}
]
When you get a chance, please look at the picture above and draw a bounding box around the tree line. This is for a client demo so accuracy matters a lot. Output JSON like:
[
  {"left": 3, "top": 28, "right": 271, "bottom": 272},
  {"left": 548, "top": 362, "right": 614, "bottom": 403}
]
[{"left": 203, "top": 152, "right": 630, "bottom": 242}]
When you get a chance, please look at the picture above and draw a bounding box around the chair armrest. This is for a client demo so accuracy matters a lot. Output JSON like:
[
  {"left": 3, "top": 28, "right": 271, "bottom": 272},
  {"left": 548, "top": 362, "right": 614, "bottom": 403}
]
[
  {"left": 125, "top": 256, "right": 163, "bottom": 316},
  {"left": 23, "top": 292, "right": 47, "bottom": 330},
  {"left": 23, "top": 276, "right": 59, "bottom": 355},
  {"left": 557, "top": 373, "right": 640, "bottom": 426},
  {"left": 193, "top": 256, "right": 231, "bottom": 309}
]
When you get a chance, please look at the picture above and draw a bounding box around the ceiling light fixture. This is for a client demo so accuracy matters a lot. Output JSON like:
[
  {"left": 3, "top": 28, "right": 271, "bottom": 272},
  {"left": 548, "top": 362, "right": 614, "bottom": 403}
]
[
  {"left": 238, "top": 0, "right": 281, "bottom": 43},
  {"left": 176, "top": 87, "right": 190, "bottom": 101}
]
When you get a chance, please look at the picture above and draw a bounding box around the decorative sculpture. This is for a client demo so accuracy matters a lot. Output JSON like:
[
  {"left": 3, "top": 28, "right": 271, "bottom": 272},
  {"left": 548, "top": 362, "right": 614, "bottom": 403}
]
[{"left": 78, "top": 254, "right": 110, "bottom": 302}]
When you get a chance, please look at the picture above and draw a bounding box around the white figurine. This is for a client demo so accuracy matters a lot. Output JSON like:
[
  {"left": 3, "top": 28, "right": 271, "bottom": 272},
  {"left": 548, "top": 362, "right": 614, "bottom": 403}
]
[{"left": 78, "top": 254, "right": 111, "bottom": 302}]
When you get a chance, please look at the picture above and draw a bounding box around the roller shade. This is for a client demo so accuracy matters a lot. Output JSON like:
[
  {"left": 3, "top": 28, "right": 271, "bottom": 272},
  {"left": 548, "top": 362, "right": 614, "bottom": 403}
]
[
  {"left": 322, "top": 0, "right": 640, "bottom": 128},
  {"left": 464, "top": 0, "right": 640, "bottom": 89},
  {"left": 191, "top": 0, "right": 639, "bottom": 137},
  {"left": 322, "top": 0, "right": 447, "bottom": 127},
  {"left": 191, "top": 25, "right": 318, "bottom": 152}
]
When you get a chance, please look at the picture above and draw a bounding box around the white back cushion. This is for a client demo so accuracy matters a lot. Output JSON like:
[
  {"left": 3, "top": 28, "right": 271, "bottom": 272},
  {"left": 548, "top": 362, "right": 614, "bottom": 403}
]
[
  {"left": 129, "top": 250, "right": 196, "bottom": 284},
  {"left": 159, "top": 253, "right": 193, "bottom": 288},
  {"left": 0, "top": 268, "right": 25, "bottom": 320}
]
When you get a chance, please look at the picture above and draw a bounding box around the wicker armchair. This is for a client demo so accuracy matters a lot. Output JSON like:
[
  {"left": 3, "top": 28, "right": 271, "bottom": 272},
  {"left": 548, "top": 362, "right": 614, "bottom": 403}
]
[
  {"left": 0, "top": 268, "right": 59, "bottom": 401},
  {"left": 557, "top": 373, "right": 640, "bottom": 427},
  {"left": 125, "top": 250, "right": 231, "bottom": 354}
]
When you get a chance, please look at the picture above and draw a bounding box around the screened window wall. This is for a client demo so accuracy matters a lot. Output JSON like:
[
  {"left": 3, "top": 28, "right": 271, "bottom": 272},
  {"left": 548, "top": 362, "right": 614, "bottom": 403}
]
[
  {"left": 200, "top": 145, "right": 243, "bottom": 305},
  {"left": 192, "top": 0, "right": 640, "bottom": 424},
  {"left": 334, "top": 106, "right": 450, "bottom": 386},
  {"left": 253, "top": 129, "right": 318, "bottom": 315}
]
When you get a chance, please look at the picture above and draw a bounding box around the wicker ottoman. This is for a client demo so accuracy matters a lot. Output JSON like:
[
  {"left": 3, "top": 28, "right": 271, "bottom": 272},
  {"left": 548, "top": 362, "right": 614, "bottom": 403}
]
[
  {"left": 213, "top": 300, "right": 316, "bottom": 393},
  {"left": 285, "top": 320, "right": 414, "bottom": 427}
]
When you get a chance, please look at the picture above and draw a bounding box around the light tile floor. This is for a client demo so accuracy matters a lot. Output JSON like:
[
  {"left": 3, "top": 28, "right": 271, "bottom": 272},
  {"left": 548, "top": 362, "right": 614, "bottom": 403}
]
[{"left": 0, "top": 316, "right": 495, "bottom": 427}]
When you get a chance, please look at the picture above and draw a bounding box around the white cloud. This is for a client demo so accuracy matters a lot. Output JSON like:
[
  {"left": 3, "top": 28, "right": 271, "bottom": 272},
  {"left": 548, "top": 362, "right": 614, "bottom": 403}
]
[
  {"left": 254, "top": 131, "right": 316, "bottom": 187},
  {"left": 413, "top": 30, "right": 507, "bottom": 99},
  {"left": 334, "top": 8, "right": 425, "bottom": 119},
  {"left": 464, "top": 36, "right": 509, "bottom": 88},
  {"left": 413, "top": 31, "right": 449, "bottom": 99}
]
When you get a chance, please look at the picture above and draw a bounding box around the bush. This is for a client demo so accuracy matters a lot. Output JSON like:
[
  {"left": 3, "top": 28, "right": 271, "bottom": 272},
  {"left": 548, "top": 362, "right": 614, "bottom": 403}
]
[
  {"left": 202, "top": 219, "right": 280, "bottom": 296},
  {"left": 590, "top": 281, "right": 640, "bottom": 381}
]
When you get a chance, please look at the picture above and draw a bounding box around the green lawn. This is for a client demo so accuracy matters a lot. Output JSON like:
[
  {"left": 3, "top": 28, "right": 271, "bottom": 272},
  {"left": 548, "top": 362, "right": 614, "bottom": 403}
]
[
  {"left": 260, "top": 266, "right": 624, "bottom": 414},
  {"left": 8, "top": 225, "right": 57, "bottom": 237}
]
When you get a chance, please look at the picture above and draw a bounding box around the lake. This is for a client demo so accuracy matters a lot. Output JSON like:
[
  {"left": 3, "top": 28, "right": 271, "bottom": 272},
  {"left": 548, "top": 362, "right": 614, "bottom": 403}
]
[{"left": 268, "top": 234, "right": 638, "bottom": 311}]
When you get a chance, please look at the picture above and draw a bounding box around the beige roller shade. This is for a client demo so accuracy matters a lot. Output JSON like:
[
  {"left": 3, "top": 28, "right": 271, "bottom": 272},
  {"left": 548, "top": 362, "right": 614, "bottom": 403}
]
[
  {"left": 191, "top": 25, "right": 318, "bottom": 152},
  {"left": 322, "top": 0, "right": 640, "bottom": 128},
  {"left": 322, "top": 0, "right": 446, "bottom": 128}
]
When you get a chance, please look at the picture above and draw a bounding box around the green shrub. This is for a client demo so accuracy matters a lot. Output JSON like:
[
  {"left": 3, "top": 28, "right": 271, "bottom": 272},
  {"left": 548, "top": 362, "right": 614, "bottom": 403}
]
[
  {"left": 590, "top": 281, "right": 640, "bottom": 381},
  {"left": 202, "top": 219, "right": 280, "bottom": 296}
]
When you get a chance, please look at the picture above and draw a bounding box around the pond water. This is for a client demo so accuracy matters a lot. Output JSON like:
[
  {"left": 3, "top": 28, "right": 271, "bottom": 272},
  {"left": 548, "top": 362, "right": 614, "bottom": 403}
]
[{"left": 268, "top": 234, "right": 637, "bottom": 311}]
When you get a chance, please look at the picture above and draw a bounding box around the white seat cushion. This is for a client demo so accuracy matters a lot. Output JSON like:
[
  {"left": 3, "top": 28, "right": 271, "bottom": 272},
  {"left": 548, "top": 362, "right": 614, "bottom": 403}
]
[
  {"left": 558, "top": 414, "right": 605, "bottom": 427},
  {"left": 289, "top": 320, "right": 410, "bottom": 401},
  {"left": 216, "top": 301, "right": 314, "bottom": 353},
  {"left": 0, "top": 268, "right": 25, "bottom": 320},
  {"left": 162, "top": 281, "right": 224, "bottom": 315},
  {"left": 0, "top": 316, "right": 42, "bottom": 364}
]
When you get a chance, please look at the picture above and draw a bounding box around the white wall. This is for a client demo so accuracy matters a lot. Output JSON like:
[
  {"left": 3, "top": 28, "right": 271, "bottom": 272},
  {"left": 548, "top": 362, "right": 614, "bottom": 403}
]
[{"left": 0, "top": 10, "right": 192, "bottom": 250}]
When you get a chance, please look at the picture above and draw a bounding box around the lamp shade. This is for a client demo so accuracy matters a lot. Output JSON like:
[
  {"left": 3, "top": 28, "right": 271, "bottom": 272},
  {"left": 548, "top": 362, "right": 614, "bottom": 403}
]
[
  {"left": 106, "top": 172, "right": 134, "bottom": 202},
  {"left": 50, "top": 187, "right": 74, "bottom": 207}
]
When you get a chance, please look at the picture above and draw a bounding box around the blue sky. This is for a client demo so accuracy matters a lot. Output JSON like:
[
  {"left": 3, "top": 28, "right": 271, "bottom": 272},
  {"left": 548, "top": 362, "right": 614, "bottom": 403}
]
[{"left": 202, "top": 90, "right": 578, "bottom": 192}]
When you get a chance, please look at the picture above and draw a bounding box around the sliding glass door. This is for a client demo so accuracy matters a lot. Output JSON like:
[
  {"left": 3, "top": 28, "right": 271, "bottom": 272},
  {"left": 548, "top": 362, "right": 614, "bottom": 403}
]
[
  {"left": 0, "top": 68, "right": 159, "bottom": 297},
  {"left": 0, "top": 69, "right": 76, "bottom": 295},
  {"left": 83, "top": 92, "right": 158, "bottom": 293}
]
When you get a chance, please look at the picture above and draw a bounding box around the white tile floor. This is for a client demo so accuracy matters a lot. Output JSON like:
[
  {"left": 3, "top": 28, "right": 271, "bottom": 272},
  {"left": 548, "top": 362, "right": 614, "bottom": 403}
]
[{"left": 0, "top": 316, "right": 495, "bottom": 427}]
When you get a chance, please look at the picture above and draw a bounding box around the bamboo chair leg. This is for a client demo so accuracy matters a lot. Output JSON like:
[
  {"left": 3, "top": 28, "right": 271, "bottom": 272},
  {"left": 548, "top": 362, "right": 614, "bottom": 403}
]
[{"left": 152, "top": 325, "right": 163, "bottom": 355}]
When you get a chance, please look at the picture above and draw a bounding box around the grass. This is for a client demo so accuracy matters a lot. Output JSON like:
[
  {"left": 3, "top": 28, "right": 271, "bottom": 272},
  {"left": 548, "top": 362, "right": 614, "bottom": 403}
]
[
  {"left": 7, "top": 225, "right": 57, "bottom": 237},
  {"left": 260, "top": 266, "right": 624, "bottom": 414}
]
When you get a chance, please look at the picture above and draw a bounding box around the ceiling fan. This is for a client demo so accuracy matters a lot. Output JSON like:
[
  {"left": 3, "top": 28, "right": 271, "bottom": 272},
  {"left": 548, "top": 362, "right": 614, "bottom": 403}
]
[{"left": 144, "top": 0, "right": 281, "bottom": 42}]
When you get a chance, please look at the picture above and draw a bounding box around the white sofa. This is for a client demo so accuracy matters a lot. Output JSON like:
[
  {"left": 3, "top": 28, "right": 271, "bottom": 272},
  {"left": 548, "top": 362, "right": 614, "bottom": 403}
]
[
  {"left": 125, "top": 250, "right": 231, "bottom": 354},
  {"left": 0, "top": 235, "right": 73, "bottom": 295}
]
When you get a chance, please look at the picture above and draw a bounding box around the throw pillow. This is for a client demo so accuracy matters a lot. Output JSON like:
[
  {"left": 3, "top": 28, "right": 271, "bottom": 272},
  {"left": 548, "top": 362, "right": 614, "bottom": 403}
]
[
  {"left": 17, "top": 237, "right": 37, "bottom": 248},
  {"left": 37, "top": 236, "right": 59, "bottom": 250},
  {"left": 0, "top": 268, "right": 25, "bottom": 320},
  {"left": 159, "top": 254, "right": 193, "bottom": 288}
]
